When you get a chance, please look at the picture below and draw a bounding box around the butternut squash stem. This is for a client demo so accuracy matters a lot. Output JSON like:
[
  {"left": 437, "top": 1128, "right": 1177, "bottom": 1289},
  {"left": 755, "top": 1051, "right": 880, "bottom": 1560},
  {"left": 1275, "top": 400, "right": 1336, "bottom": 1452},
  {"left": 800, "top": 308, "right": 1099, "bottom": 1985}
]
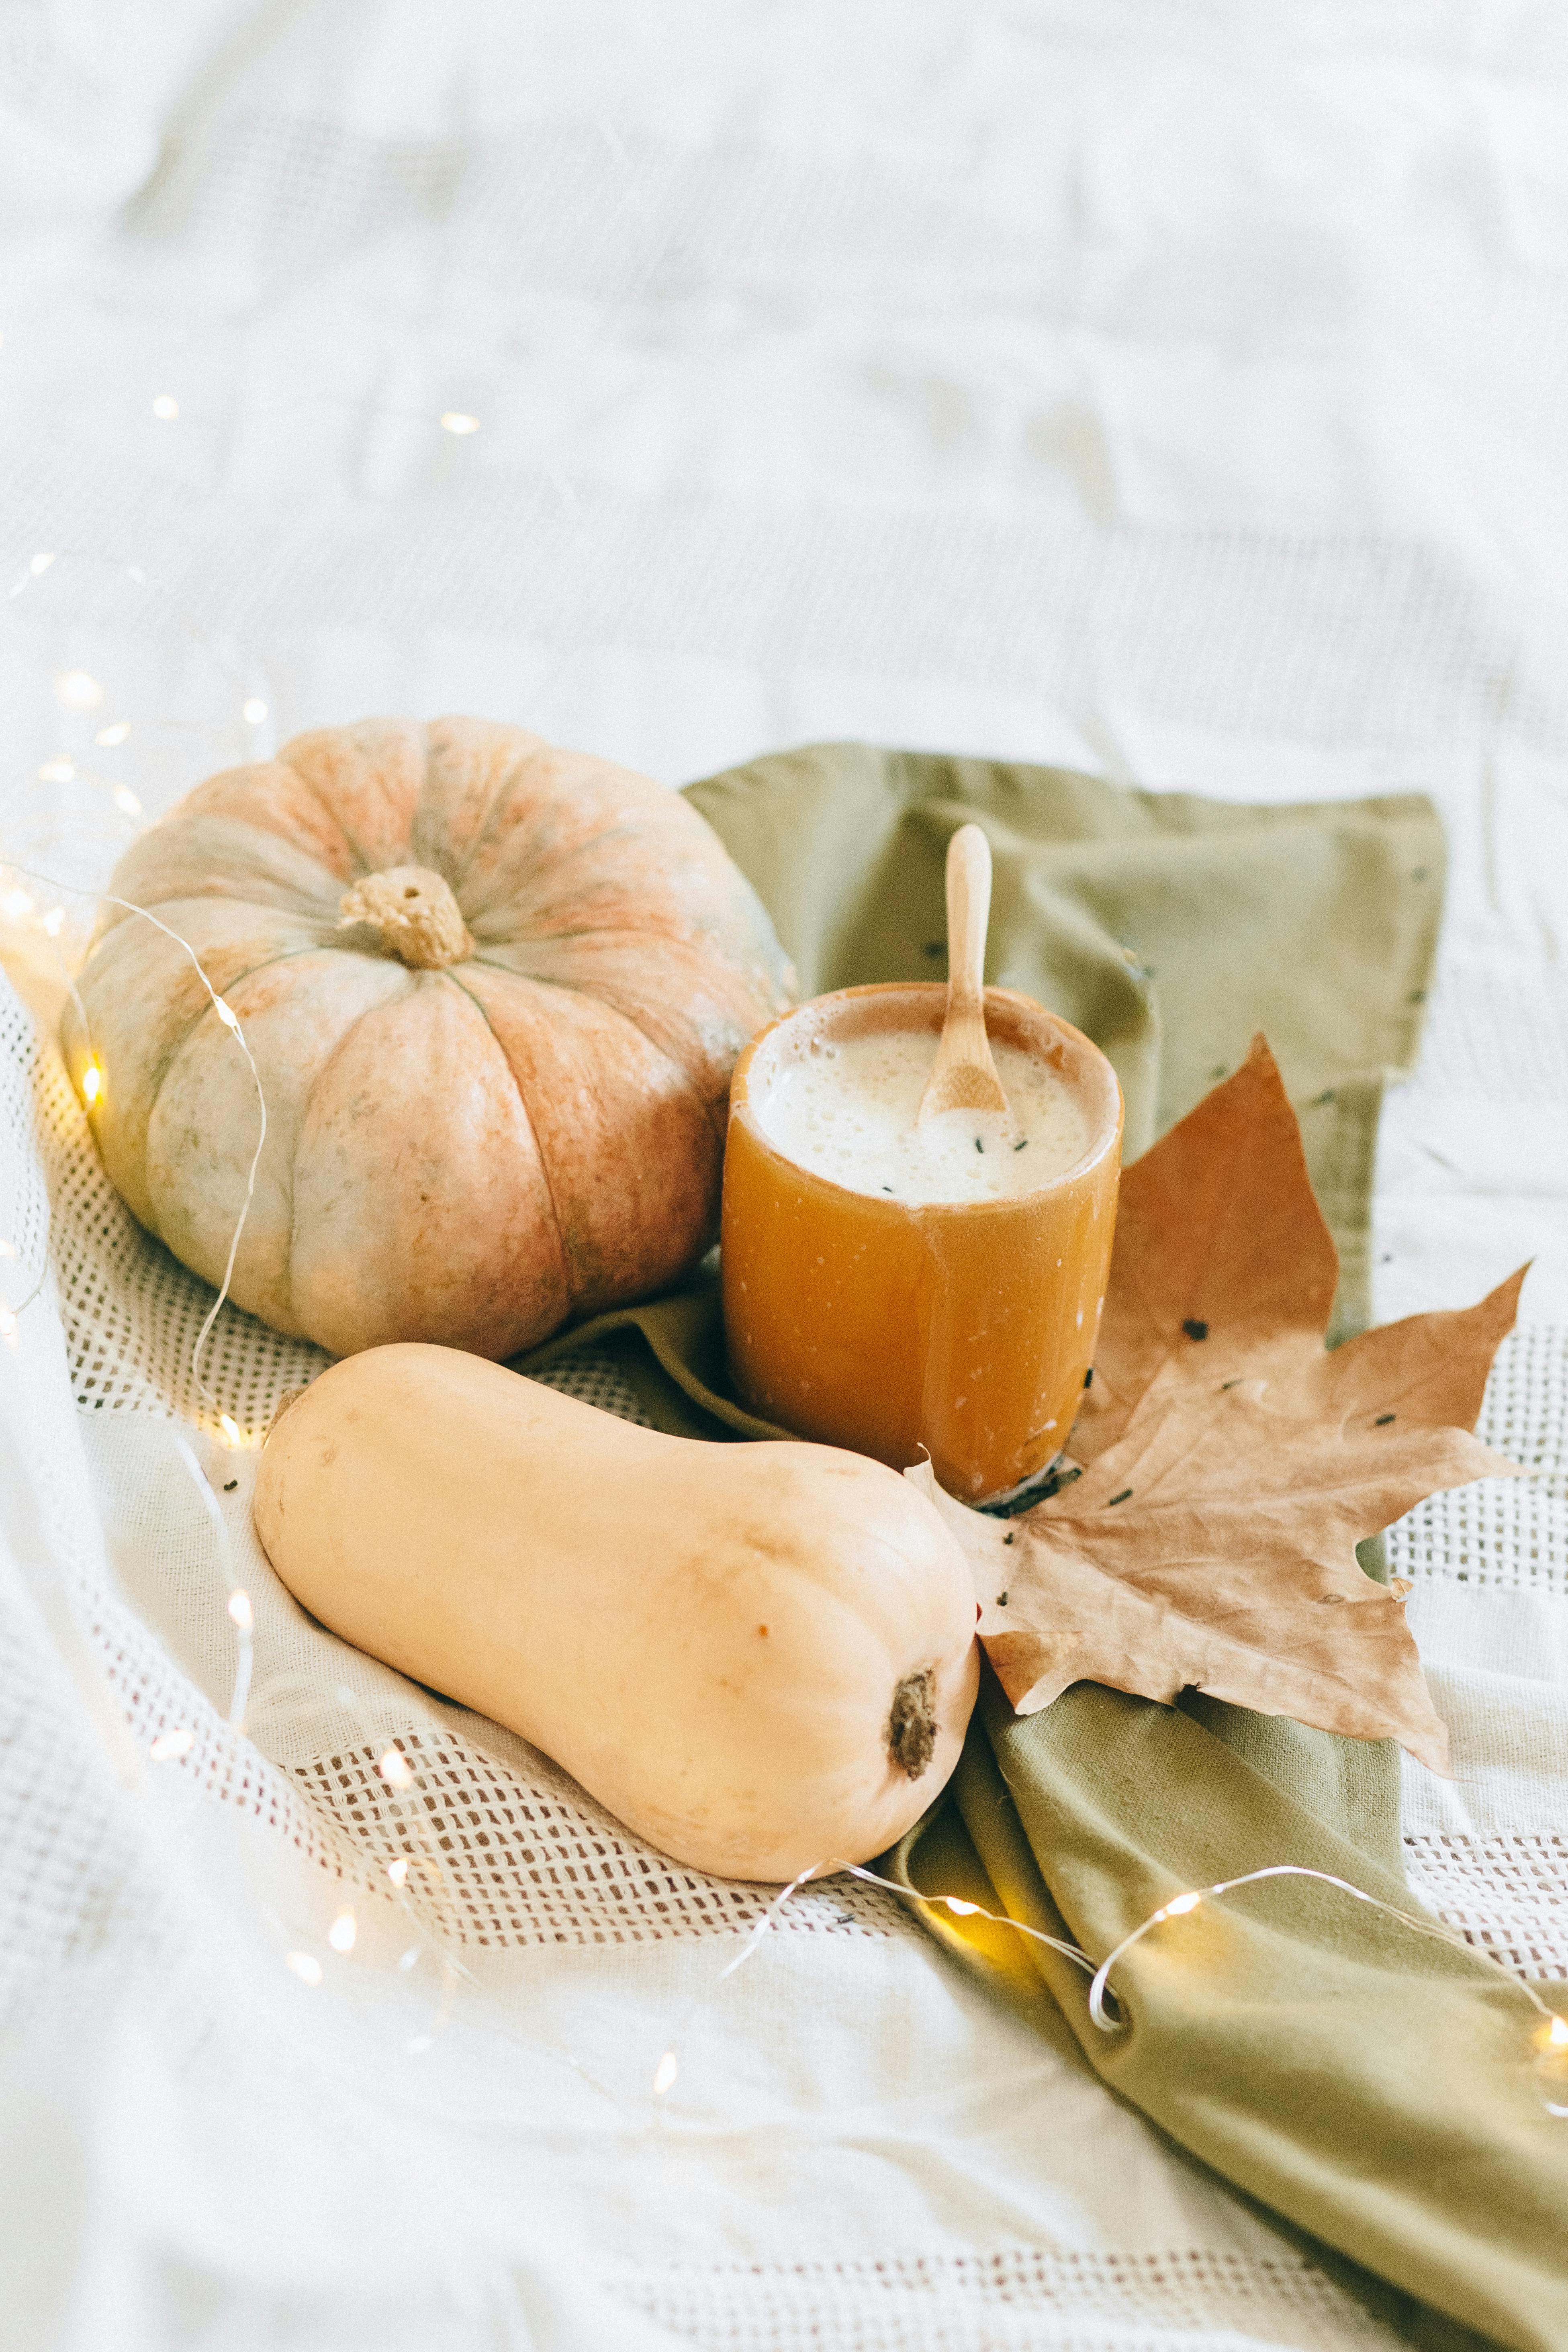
[{"left": 886, "top": 1668, "right": 938, "bottom": 1778}]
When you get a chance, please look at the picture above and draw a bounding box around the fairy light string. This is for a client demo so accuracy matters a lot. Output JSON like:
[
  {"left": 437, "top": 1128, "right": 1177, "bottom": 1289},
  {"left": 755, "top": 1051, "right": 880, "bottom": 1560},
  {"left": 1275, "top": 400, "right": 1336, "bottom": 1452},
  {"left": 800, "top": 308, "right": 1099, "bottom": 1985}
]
[
  {"left": 1, "top": 903, "right": 435, "bottom": 2016},
  {"left": 0, "top": 1222, "right": 45, "bottom": 1342},
  {"left": 1081, "top": 1862, "right": 1568, "bottom": 2039},
  {"left": 650, "top": 1855, "right": 1568, "bottom": 2115},
  {"left": 2, "top": 862, "right": 268, "bottom": 1426},
  {"left": 0, "top": 865, "right": 464, "bottom": 2049},
  {"left": 0, "top": 922, "right": 65, "bottom": 1340},
  {"left": 1, "top": 646, "right": 489, "bottom": 2047}
]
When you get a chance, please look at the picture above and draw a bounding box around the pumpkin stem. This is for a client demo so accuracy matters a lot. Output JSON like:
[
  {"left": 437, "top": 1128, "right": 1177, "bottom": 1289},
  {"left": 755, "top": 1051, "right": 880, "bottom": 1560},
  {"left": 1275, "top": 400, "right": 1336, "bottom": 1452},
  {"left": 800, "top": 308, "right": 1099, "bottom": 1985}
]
[
  {"left": 887, "top": 1668, "right": 938, "bottom": 1780},
  {"left": 338, "top": 866, "right": 472, "bottom": 970}
]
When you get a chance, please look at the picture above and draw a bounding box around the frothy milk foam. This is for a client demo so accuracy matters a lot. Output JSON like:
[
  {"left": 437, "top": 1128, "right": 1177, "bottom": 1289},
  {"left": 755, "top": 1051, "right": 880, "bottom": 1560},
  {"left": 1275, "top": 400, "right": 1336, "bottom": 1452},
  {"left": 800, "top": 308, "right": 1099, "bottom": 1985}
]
[{"left": 753, "top": 1024, "right": 1094, "bottom": 1204}]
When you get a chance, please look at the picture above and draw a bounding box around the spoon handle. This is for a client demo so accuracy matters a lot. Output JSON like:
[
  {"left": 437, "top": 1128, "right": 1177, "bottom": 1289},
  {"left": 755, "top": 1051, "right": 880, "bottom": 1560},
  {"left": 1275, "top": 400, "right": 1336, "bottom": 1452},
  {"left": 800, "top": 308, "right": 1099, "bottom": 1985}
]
[
  {"left": 945, "top": 824, "right": 992, "bottom": 1011},
  {"left": 916, "top": 825, "right": 1010, "bottom": 1124}
]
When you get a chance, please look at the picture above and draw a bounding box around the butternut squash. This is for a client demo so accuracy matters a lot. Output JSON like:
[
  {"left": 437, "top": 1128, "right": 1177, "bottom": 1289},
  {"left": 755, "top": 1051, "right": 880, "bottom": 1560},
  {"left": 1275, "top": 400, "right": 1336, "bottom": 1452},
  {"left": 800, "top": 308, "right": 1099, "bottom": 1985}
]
[{"left": 253, "top": 1345, "right": 980, "bottom": 1881}]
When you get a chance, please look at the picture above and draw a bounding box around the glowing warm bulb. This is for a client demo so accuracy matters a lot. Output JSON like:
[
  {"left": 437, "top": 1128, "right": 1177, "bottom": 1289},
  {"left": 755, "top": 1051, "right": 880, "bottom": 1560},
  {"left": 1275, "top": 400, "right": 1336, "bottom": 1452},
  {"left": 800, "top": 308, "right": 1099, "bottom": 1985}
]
[
  {"left": 1166, "top": 1892, "right": 1202, "bottom": 1916},
  {"left": 213, "top": 997, "right": 240, "bottom": 1030},
  {"left": 152, "top": 394, "right": 179, "bottom": 421},
  {"left": 38, "top": 758, "right": 74, "bottom": 783},
  {"left": 81, "top": 1063, "right": 103, "bottom": 1107},
  {"left": 386, "top": 1857, "right": 410, "bottom": 1886},
  {"left": 1548, "top": 2015, "right": 1568, "bottom": 2050},
  {"left": 286, "top": 1951, "right": 323, "bottom": 1986},
  {"left": 227, "top": 1588, "right": 253, "bottom": 1633},
  {"left": 218, "top": 1412, "right": 241, "bottom": 1446},
  {"left": 54, "top": 669, "right": 102, "bottom": 709},
  {"left": 329, "top": 1909, "right": 357, "bottom": 1954},
  {"left": 652, "top": 2050, "right": 679, "bottom": 2095},
  {"left": 42, "top": 908, "right": 64, "bottom": 936},
  {"left": 379, "top": 1749, "right": 415, "bottom": 1790},
  {"left": 242, "top": 697, "right": 268, "bottom": 724},
  {"left": 0, "top": 1239, "right": 13, "bottom": 1256},
  {"left": 150, "top": 1727, "right": 195, "bottom": 1761},
  {"left": 113, "top": 786, "right": 143, "bottom": 817},
  {"left": 440, "top": 411, "right": 479, "bottom": 435},
  {"left": 29, "top": 551, "right": 54, "bottom": 576},
  {"left": 1, "top": 891, "right": 33, "bottom": 921},
  {"left": 96, "top": 721, "right": 131, "bottom": 746},
  {"left": 944, "top": 1896, "right": 980, "bottom": 1917}
]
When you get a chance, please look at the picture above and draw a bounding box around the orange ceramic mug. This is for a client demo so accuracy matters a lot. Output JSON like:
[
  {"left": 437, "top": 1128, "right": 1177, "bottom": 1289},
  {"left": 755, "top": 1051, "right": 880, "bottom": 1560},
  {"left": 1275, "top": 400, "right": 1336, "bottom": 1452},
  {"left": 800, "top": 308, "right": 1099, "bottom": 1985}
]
[{"left": 721, "top": 983, "right": 1123, "bottom": 1503}]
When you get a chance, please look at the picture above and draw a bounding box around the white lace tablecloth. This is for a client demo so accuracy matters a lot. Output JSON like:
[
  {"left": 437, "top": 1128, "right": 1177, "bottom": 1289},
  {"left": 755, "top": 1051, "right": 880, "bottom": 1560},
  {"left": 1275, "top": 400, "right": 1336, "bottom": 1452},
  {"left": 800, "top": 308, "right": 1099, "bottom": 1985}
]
[{"left": 2, "top": 7, "right": 1566, "bottom": 2348}]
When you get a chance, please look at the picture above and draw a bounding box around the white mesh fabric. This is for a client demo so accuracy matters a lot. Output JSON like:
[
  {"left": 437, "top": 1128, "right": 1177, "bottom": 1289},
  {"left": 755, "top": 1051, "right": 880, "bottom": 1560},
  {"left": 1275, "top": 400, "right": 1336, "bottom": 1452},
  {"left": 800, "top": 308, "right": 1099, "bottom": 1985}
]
[
  {"left": 1402, "top": 1833, "right": 1568, "bottom": 1983},
  {"left": 1385, "top": 1326, "right": 1568, "bottom": 1598},
  {"left": 286, "top": 1735, "right": 902, "bottom": 1951},
  {"left": 626, "top": 2250, "right": 1403, "bottom": 2352}
]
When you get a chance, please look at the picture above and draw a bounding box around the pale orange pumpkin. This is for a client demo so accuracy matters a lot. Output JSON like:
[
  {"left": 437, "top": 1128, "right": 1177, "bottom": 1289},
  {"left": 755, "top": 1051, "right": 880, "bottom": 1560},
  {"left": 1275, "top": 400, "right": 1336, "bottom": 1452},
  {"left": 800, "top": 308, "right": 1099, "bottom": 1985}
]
[{"left": 63, "top": 717, "right": 794, "bottom": 1359}]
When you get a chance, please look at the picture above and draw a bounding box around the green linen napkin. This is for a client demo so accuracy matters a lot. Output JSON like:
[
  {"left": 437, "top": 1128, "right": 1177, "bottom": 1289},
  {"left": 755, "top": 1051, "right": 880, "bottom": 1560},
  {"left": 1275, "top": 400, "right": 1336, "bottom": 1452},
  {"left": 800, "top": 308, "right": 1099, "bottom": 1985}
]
[{"left": 517, "top": 744, "right": 1568, "bottom": 2351}]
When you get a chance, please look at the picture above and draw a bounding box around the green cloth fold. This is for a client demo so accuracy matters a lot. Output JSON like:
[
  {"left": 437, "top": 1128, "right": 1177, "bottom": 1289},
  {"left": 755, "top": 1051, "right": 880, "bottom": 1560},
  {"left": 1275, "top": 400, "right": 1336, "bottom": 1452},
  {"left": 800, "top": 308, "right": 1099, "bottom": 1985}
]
[
  {"left": 516, "top": 743, "right": 1568, "bottom": 2351},
  {"left": 913, "top": 1676, "right": 1568, "bottom": 2352}
]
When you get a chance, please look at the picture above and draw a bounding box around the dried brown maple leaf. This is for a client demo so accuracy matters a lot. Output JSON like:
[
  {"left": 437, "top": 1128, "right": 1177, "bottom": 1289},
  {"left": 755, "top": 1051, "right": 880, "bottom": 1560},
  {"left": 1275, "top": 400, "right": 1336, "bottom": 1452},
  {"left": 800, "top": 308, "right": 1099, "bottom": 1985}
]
[
  {"left": 908, "top": 1038, "right": 1524, "bottom": 1769},
  {"left": 1073, "top": 1036, "right": 1525, "bottom": 1462}
]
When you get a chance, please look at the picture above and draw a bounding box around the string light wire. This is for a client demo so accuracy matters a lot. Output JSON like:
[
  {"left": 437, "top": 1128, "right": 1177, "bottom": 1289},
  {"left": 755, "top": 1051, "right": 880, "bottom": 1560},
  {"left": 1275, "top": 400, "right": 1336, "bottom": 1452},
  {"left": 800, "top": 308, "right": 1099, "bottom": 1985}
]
[
  {"left": 839, "top": 1860, "right": 1100, "bottom": 1983},
  {"left": 1, "top": 617, "right": 595, "bottom": 2062},
  {"left": 714, "top": 1862, "right": 837, "bottom": 1984},
  {"left": 666, "top": 1856, "right": 1566, "bottom": 2109},
  {"left": 0, "top": 922, "right": 71, "bottom": 1327},
  {"left": 0, "top": 1233, "right": 48, "bottom": 1326},
  {"left": 3, "top": 862, "right": 267, "bottom": 1423},
  {"left": 164, "top": 1430, "right": 258, "bottom": 1732},
  {"left": 1080, "top": 1862, "right": 1568, "bottom": 2037},
  {"left": 0, "top": 983, "right": 468, "bottom": 2058},
  {"left": 651, "top": 1860, "right": 1098, "bottom": 2099}
]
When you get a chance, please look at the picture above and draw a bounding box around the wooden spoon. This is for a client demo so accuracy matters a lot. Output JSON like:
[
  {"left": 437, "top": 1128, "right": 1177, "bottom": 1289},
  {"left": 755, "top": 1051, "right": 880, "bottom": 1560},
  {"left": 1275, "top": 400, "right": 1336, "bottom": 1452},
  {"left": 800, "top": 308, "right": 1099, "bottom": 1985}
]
[{"left": 918, "top": 824, "right": 1010, "bottom": 1123}]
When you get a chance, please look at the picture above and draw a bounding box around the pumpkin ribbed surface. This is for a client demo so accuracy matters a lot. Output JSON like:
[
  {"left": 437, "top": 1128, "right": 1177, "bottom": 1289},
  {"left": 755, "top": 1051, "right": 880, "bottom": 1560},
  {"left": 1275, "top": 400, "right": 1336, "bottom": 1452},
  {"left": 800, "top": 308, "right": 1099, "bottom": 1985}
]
[{"left": 63, "top": 717, "right": 795, "bottom": 1359}]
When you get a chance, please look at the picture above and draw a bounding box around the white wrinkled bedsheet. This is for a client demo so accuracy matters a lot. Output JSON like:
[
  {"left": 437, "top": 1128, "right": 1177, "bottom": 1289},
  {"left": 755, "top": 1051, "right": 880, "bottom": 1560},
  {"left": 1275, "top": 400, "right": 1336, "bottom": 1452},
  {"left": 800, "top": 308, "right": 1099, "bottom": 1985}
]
[{"left": 2, "top": 7, "right": 1566, "bottom": 2348}]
